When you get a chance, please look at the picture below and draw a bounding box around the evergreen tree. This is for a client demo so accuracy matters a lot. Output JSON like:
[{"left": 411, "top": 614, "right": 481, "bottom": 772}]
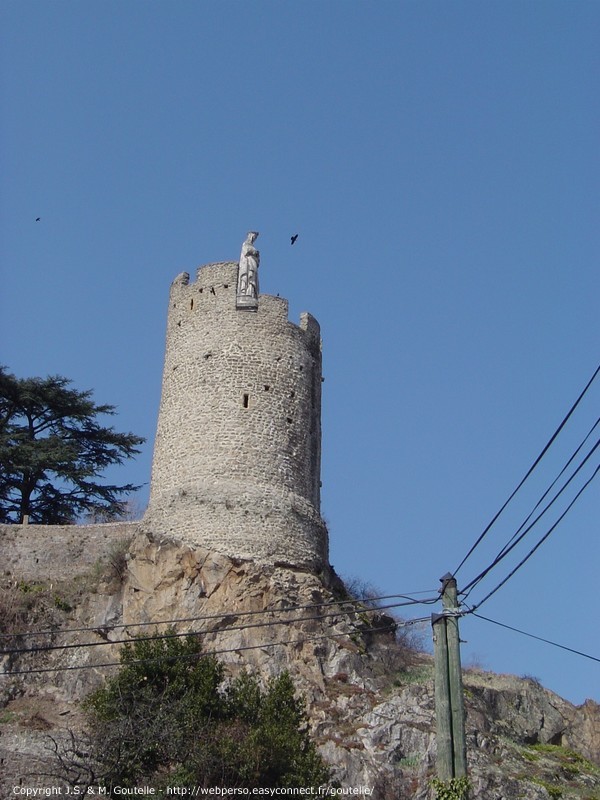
[
  {"left": 75, "top": 634, "right": 331, "bottom": 794},
  {"left": 0, "top": 367, "right": 144, "bottom": 523}
]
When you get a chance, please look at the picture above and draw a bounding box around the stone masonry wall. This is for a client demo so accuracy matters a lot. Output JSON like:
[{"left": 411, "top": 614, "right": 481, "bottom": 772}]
[
  {"left": 144, "top": 262, "right": 329, "bottom": 571},
  {"left": 0, "top": 521, "right": 137, "bottom": 582}
]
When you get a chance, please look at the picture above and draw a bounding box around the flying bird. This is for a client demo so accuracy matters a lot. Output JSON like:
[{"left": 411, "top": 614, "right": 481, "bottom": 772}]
[
  {"left": 36, "top": 217, "right": 41, "bottom": 222},
  {"left": 290, "top": 234, "right": 298, "bottom": 245}
]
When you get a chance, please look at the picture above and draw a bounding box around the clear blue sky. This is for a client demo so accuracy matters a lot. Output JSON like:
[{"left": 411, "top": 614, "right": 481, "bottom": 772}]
[{"left": 1, "top": 0, "right": 598, "bottom": 705}]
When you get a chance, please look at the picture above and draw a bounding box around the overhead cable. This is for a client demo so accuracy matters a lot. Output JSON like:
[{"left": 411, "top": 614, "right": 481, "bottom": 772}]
[
  {"left": 454, "top": 362, "right": 600, "bottom": 578},
  {"left": 491, "top": 417, "right": 600, "bottom": 565},
  {"left": 471, "top": 612, "right": 600, "bottom": 664},
  {"left": 0, "top": 597, "right": 430, "bottom": 658},
  {"left": 460, "top": 435, "right": 600, "bottom": 598},
  {"left": 467, "top": 463, "right": 599, "bottom": 612},
  {"left": 1, "top": 617, "right": 432, "bottom": 677},
  {"left": 0, "top": 591, "right": 439, "bottom": 642}
]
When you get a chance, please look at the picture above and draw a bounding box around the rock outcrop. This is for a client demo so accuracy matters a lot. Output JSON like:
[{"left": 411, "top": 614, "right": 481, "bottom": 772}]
[{"left": 1, "top": 530, "right": 599, "bottom": 799}]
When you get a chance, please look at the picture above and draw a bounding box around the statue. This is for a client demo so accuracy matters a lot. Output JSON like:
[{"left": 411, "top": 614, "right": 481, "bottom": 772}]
[{"left": 237, "top": 231, "right": 260, "bottom": 309}]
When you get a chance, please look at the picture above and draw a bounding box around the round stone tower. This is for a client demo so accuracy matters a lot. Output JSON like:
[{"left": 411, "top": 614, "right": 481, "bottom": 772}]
[{"left": 144, "top": 260, "right": 329, "bottom": 570}]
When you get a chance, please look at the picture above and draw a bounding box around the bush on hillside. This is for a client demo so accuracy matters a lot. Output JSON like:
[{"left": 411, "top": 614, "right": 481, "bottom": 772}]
[{"left": 51, "top": 632, "right": 330, "bottom": 795}]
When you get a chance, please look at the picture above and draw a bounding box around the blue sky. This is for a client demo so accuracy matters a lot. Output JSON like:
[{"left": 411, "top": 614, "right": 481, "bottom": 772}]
[{"left": 1, "top": 0, "right": 598, "bottom": 705}]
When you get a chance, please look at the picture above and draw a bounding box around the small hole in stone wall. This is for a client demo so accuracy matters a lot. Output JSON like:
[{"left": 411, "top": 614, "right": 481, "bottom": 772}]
[
  {"left": 289, "top": 391, "right": 295, "bottom": 398},
  {"left": 210, "top": 287, "right": 216, "bottom": 295},
  {"left": 243, "top": 393, "right": 249, "bottom": 408},
  {"left": 286, "top": 417, "right": 293, "bottom": 424},
  {"left": 204, "top": 353, "right": 212, "bottom": 360},
  {"left": 264, "top": 385, "right": 270, "bottom": 391},
  {"left": 199, "top": 288, "right": 203, "bottom": 293},
  {"left": 224, "top": 284, "right": 229, "bottom": 289},
  {"left": 177, "top": 321, "right": 181, "bottom": 327}
]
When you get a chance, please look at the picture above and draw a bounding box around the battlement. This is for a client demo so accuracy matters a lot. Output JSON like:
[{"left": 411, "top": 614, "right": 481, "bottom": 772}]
[{"left": 168, "top": 262, "right": 320, "bottom": 343}]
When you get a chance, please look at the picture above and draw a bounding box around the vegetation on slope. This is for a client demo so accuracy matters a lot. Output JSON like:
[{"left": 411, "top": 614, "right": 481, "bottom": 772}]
[{"left": 51, "top": 633, "right": 331, "bottom": 796}]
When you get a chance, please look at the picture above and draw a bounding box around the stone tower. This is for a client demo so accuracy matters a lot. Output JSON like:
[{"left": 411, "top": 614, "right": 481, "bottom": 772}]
[{"left": 144, "top": 256, "right": 329, "bottom": 571}]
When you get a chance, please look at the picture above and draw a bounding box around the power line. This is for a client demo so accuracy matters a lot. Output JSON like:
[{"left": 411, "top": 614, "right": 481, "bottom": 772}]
[
  {"left": 0, "top": 591, "right": 439, "bottom": 642},
  {"left": 466, "top": 463, "right": 600, "bottom": 612},
  {"left": 460, "top": 435, "right": 600, "bottom": 599},
  {"left": 491, "top": 417, "right": 600, "bottom": 565},
  {"left": 471, "top": 612, "right": 600, "bottom": 665},
  {"left": 0, "top": 597, "right": 434, "bottom": 658},
  {"left": 454, "top": 362, "right": 600, "bottom": 578},
  {"left": 1, "top": 616, "right": 432, "bottom": 677}
]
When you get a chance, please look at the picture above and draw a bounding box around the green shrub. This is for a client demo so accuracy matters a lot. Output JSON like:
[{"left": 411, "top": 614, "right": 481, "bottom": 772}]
[
  {"left": 430, "top": 776, "right": 471, "bottom": 800},
  {"left": 66, "top": 632, "right": 331, "bottom": 794},
  {"left": 529, "top": 777, "right": 562, "bottom": 799},
  {"left": 53, "top": 594, "right": 72, "bottom": 612}
]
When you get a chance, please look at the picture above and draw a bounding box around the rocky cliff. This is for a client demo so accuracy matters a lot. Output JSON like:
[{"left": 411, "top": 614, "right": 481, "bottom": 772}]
[{"left": 1, "top": 527, "right": 599, "bottom": 799}]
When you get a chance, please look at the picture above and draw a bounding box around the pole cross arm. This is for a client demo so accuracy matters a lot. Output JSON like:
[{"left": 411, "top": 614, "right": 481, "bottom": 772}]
[
  {"left": 431, "top": 607, "right": 464, "bottom": 625},
  {"left": 441, "top": 606, "right": 463, "bottom": 617}
]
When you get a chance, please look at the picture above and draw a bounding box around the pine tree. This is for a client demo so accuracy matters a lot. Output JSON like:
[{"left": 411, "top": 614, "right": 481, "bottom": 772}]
[{"left": 0, "top": 367, "right": 144, "bottom": 524}]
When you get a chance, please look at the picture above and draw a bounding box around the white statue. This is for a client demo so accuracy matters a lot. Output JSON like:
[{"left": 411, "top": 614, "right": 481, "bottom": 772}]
[{"left": 237, "top": 231, "right": 260, "bottom": 306}]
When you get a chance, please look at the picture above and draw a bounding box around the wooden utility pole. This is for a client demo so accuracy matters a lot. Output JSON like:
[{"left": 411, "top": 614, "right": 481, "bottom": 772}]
[
  {"left": 432, "top": 573, "right": 467, "bottom": 780},
  {"left": 433, "top": 597, "right": 453, "bottom": 780}
]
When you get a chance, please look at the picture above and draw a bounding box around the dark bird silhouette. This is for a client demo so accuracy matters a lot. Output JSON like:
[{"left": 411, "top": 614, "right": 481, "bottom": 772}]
[
  {"left": 35, "top": 217, "right": 41, "bottom": 222},
  {"left": 290, "top": 234, "right": 298, "bottom": 245}
]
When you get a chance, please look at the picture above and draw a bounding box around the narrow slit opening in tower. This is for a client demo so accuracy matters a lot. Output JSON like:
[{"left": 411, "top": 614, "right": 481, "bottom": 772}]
[
  {"left": 190, "top": 298, "right": 194, "bottom": 310},
  {"left": 243, "top": 394, "right": 249, "bottom": 408}
]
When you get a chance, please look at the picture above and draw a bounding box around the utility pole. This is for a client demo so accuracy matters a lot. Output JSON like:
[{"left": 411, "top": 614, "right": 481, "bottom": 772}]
[{"left": 432, "top": 573, "right": 467, "bottom": 781}]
